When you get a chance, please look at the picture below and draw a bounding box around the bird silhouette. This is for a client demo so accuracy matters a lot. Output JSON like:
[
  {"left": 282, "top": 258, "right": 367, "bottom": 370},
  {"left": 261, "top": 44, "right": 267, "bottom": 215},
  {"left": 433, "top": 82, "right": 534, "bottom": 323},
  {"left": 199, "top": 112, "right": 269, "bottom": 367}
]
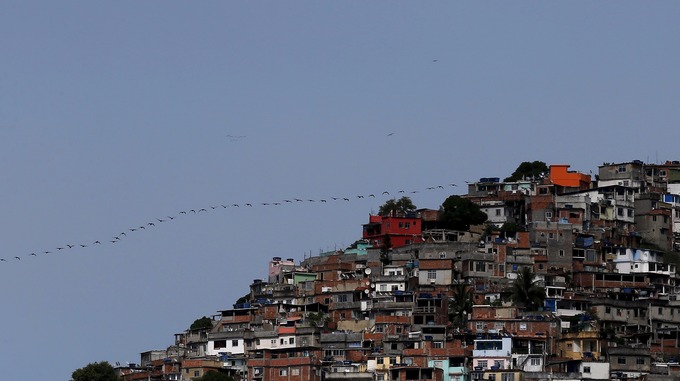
[
  {"left": 148, "top": 222, "right": 155, "bottom": 226},
  {"left": 320, "top": 199, "right": 327, "bottom": 203},
  {"left": 308, "top": 199, "right": 315, "bottom": 202},
  {"left": 110, "top": 240, "right": 117, "bottom": 243},
  {"left": 411, "top": 191, "right": 419, "bottom": 194},
  {"left": 15, "top": 256, "right": 20, "bottom": 260},
  {"left": 139, "top": 226, "right": 145, "bottom": 230},
  {"left": 387, "top": 132, "right": 395, "bottom": 136},
  {"left": 331, "top": 197, "right": 339, "bottom": 201},
  {"left": 94, "top": 241, "right": 101, "bottom": 245},
  {"left": 261, "top": 203, "right": 270, "bottom": 206},
  {"left": 273, "top": 202, "right": 281, "bottom": 205},
  {"left": 80, "top": 244, "right": 87, "bottom": 248},
  {"left": 245, "top": 203, "right": 253, "bottom": 207},
  {"left": 451, "top": 183, "right": 458, "bottom": 187},
  {"left": 190, "top": 210, "right": 196, "bottom": 213},
  {"left": 0, "top": 259, "right": 6, "bottom": 262},
  {"left": 30, "top": 253, "right": 37, "bottom": 256},
  {"left": 130, "top": 228, "right": 137, "bottom": 232},
  {"left": 179, "top": 211, "right": 187, "bottom": 214},
  {"left": 67, "top": 244, "right": 75, "bottom": 248},
  {"left": 438, "top": 185, "right": 444, "bottom": 189},
  {"left": 57, "top": 247, "right": 64, "bottom": 250},
  {"left": 398, "top": 190, "right": 405, "bottom": 193},
  {"left": 167, "top": 216, "right": 175, "bottom": 220},
  {"left": 369, "top": 194, "right": 375, "bottom": 198},
  {"left": 343, "top": 198, "right": 350, "bottom": 201},
  {"left": 357, "top": 195, "right": 364, "bottom": 198},
  {"left": 157, "top": 218, "right": 166, "bottom": 221},
  {"left": 426, "top": 187, "right": 435, "bottom": 190},
  {"left": 382, "top": 191, "right": 390, "bottom": 195},
  {"left": 120, "top": 232, "right": 127, "bottom": 236},
  {"left": 221, "top": 205, "right": 227, "bottom": 208},
  {"left": 232, "top": 204, "right": 239, "bottom": 207},
  {"left": 210, "top": 206, "right": 218, "bottom": 210},
  {"left": 43, "top": 251, "right": 52, "bottom": 254},
  {"left": 198, "top": 209, "right": 207, "bottom": 213},
  {"left": 294, "top": 199, "right": 303, "bottom": 202}
]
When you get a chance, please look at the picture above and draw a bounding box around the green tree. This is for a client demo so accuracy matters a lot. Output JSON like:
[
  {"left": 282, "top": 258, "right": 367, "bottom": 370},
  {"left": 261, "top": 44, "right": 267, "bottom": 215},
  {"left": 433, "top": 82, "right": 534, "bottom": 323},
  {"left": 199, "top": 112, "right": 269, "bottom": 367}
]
[
  {"left": 504, "top": 161, "right": 549, "bottom": 182},
  {"left": 448, "top": 282, "right": 473, "bottom": 328},
  {"left": 440, "top": 195, "right": 488, "bottom": 231},
  {"left": 194, "top": 370, "right": 235, "bottom": 381},
  {"left": 306, "top": 311, "right": 331, "bottom": 328},
  {"left": 510, "top": 267, "right": 546, "bottom": 311},
  {"left": 234, "top": 292, "right": 250, "bottom": 305},
  {"left": 378, "top": 197, "right": 416, "bottom": 217},
  {"left": 71, "top": 361, "right": 118, "bottom": 381},
  {"left": 190, "top": 316, "right": 213, "bottom": 330}
]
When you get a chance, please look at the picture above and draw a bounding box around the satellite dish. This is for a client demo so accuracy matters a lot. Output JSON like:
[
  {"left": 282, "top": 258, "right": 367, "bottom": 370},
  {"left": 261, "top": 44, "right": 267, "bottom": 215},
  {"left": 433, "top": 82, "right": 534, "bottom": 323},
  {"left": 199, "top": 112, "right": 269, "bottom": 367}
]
[
  {"left": 364, "top": 268, "right": 372, "bottom": 275},
  {"left": 370, "top": 283, "right": 375, "bottom": 289},
  {"left": 364, "top": 289, "right": 370, "bottom": 294}
]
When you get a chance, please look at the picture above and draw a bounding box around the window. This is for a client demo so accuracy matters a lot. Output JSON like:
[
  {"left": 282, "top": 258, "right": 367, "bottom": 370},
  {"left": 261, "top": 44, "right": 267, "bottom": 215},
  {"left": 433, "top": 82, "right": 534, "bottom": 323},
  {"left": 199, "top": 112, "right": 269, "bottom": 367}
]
[
  {"left": 605, "top": 307, "right": 611, "bottom": 314},
  {"left": 377, "top": 357, "right": 384, "bottom": 365},
  {"left": 336, "top": 294, "right": 348, "bottom": 303},
  {"left": 618, "top": 166, "right": 626, "bottom": 172},
  {"left": 478, "top": 360, "right": 488, "bottom": 369},
  {"left": 548, "top": 232, "right": 554, "bottom": 239},
  {"left": 530, "top": 358, "right": 540, "bottom": 366},
  {"left": 427, "top": 270, "right": 436, "bottom": 279},
  {"left": 618, "top": 357, "right": 626, "bottom": 364},
  {"left": 194, "top": 371, "right": 200, "bottom": 377},
  {"left": 559, "top": 249, "right": 565, "bottom": 257},
  {"left": 231, "top": 340, "right": 238, "bottom": 347},
  {"left": 214, "top": 340, "right": 226, "bottom": 349},
  {"left": 475, "top": 262, "right": 486, "bottom": 272},
  {"left": 433, "top": 341, "right": 444, "bottom": 348},
  {"left": 627, "top": 209, "right": 633, "bottom": 217},
  {"left": 545, "top": 211, "right": 553, "bottom": 219},
  {"left": 501, "top": 374, "right": 515, "bottom": 381},
  {"left": 637, "top": 358, "right": 645, "bottom": 365},
  {"left": 279, "top": 369, "right": 288, "bottom": 376},
  {"left": 291, "top": 368, "right": 300, "bottom": 376},
  {"left": 495, "top": 209, "right": 501, "bottom": 216},
  {"left": 583, "top": 366, "right": 591, "bottom": 373},
  {"left": 289, "top": 337, "right": 294, "bottom": 345},
  {"left": 379, "top": 284, "right": 387, "bottom": 292},
  {"left": 476, "top": 322, "right": 484, "bottom": 330}
]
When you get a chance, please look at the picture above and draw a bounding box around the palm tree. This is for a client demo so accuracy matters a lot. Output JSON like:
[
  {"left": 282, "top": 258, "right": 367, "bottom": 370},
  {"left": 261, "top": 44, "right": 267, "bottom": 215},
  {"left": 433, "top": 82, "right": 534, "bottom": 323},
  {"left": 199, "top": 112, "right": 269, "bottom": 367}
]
[
  {"left": 510, "top": 267, "right": 546, "bottom": 311},
  {"left": 449, "top": 282, "right": 473, "bottom": 328}
]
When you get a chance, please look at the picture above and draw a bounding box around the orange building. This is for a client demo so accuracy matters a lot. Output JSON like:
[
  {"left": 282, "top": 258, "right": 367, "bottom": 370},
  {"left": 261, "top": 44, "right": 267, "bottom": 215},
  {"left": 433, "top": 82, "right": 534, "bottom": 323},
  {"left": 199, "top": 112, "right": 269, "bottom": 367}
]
[{"left": 549, "top": 164, "right": 591, "bottom": 190}]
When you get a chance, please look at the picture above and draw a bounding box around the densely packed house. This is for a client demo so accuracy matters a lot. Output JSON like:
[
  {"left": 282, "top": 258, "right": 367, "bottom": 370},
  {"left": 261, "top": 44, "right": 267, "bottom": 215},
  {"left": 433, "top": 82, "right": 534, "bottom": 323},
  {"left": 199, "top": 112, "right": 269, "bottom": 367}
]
[{"left": 117, "top": 160, "right": 680, "bottom": 381}]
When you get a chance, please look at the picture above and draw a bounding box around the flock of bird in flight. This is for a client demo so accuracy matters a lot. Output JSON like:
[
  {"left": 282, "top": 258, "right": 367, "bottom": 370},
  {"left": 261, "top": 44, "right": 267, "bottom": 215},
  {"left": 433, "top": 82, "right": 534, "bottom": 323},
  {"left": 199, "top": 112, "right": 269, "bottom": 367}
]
[{"left": 0, "top": 183, "right": 458, "bottom": 263}]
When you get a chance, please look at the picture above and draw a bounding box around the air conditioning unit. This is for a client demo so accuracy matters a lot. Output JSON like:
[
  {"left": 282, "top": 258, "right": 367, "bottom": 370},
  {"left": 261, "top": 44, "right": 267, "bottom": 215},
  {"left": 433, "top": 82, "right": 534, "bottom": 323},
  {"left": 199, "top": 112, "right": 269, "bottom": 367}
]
[{"left": 430, "top": 279, "right": 436, "bottom": 284}]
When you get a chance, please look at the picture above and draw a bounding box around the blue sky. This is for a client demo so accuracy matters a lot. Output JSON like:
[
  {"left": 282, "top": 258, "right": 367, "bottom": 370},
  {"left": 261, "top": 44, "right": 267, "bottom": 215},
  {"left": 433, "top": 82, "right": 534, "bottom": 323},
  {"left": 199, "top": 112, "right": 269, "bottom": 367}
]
[{"left": 1, "top": 2, "right": 678, "bottom": 379}]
